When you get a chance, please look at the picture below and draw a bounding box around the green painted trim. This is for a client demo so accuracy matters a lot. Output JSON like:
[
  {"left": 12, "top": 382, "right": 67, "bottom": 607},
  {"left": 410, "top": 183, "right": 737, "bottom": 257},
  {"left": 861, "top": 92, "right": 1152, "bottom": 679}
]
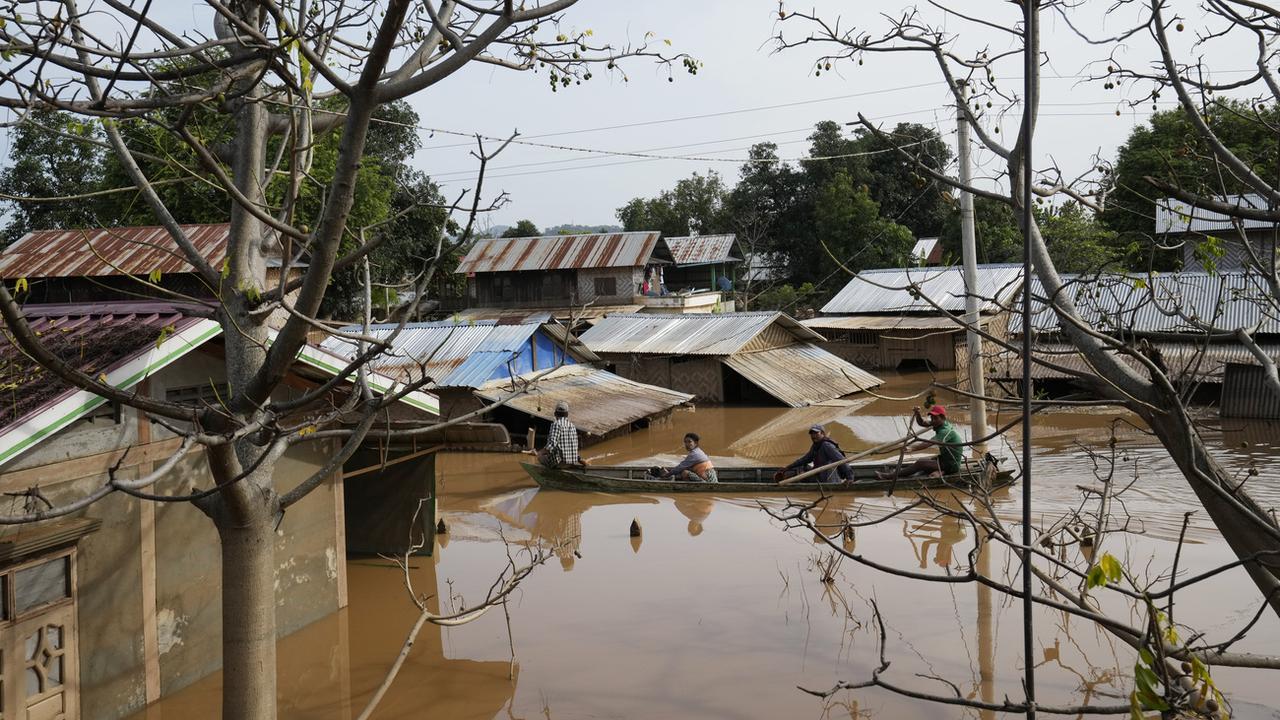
[{"left": 0, "top": 322, "right": 222, "bottom": 466}]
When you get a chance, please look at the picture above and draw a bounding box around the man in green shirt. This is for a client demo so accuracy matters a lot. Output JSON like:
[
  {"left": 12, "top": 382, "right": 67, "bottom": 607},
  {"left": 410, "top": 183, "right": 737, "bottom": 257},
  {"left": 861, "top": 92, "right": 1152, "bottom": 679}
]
[{"left": 876, "top": 405, "right": 965, "bottom": 480}]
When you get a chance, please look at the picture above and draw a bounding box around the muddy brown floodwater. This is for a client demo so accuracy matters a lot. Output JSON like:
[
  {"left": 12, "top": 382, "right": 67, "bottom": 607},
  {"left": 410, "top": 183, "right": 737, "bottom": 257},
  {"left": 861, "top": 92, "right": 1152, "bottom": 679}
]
[{"left": 137, "top": 371, "right": 1280, "bottom": 719}]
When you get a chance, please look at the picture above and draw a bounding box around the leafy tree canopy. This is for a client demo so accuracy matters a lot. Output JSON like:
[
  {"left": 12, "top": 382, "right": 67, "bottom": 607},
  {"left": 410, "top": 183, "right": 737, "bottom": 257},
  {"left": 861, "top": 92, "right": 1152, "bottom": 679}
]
[
  {"left": 1100, "top": 100, "right": 1280, "bottom": 269},
  {"left": 501, "top": 219, "right": 541, "bottom": 237}
]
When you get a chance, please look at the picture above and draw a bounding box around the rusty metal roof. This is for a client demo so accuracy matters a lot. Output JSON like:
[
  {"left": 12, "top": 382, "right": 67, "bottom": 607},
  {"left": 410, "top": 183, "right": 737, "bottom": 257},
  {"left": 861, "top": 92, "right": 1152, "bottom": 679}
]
[
  {"left": 456, "top": 232, "right": 663, "bottom": 273},
  {"left": 820, "top": 264, "right": 1024, "bottom": 315},
  {"left": 452, "top": 305, "right": 642, "bottom": 323},
  {"left": 580, "top": 312, "right": 824, "bottom": 356},
  {"left": 721, "top": 344, "right": 882, "bottom": 407},
  {"left": 664, "top": 234, "right": 741, "bottom": 266},
  {"left": 475, "top": 364, "right": 692, "bottom": 436},
  {"left": 0, "top": 224, "right": 236, "bottom": 279}
]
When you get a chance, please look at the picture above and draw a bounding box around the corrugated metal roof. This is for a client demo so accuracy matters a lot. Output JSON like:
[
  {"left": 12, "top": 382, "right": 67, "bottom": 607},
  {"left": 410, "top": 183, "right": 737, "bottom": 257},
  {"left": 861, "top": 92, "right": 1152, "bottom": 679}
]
[
  {"left": 474, "top": 364, "right": 692, "bottom": 436},
  {"left": 803, "top": 315, "right": 979, "bottom": 332},
  {"left": 720, "top": 344, "right": 882, "bottom": 407},
  {"left": 580, "top": 312, "right": 824, "bottom": 356},
  {"left": 1155, "top": 194, "right": 1276, "bottom": 234},
  {"left": 664, "top": 234, "right": 741, "bottom": 266},
  {"left": 456, "top": 232, "right": 662, "bottom": 273},
  {"left": 0, "top": 224, "right": 235, "bottom": 279},
  {"left": 452, "top": 305, "right": 641, "bottom": 322},
  {"left": 320, "top": 319, "right": 594, "bottom": 389},
  {"left": 1014, "top": 270, "right": 1280, "bottom": 335},
  {"left": 820, "top": 264, "right": 1024, "bottom": 315},
  {"left": 989, "top": 340, "right": 1280, "bottom": 381}
]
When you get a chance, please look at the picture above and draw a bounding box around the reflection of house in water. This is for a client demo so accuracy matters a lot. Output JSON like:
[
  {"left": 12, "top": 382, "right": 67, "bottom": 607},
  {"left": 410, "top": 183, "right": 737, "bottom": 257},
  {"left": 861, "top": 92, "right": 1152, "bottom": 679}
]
[
  {"left": 726, "top": 399, "right": 874, "bottom": 459},
  {"left": 0, "top": 301, "right": 439, "bottom": 718},
  {"left": 993, "top": 272, "right": 1280, "bottom": 418},
  {"left": 806, "top": 264, "right": 1024, "bottom": 372},
  {"left": 475, "top": 489, "right": 659, "bottom": 569},
  {"left": 581, "top": 312, "right": 881, "bottom": 406}
]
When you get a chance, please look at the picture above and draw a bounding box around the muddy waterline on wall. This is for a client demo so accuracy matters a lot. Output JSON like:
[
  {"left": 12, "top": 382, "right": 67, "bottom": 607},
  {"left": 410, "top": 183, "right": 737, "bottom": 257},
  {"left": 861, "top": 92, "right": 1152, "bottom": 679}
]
[{"left": 137, "top": 371, "right": 1280, "bottom": 719}]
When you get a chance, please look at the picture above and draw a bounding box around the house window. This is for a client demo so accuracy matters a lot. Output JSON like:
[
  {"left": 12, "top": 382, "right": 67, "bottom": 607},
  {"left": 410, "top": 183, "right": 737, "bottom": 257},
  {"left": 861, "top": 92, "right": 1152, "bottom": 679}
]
[
  {"left": 72, "top": 401, "right": 120, "bottom": 430},
  {"left": 1, "top": 550, "right": 79, "bottom": 719},
  {"left": 593, "top": 277, "right": 617, "bottom": 297}
]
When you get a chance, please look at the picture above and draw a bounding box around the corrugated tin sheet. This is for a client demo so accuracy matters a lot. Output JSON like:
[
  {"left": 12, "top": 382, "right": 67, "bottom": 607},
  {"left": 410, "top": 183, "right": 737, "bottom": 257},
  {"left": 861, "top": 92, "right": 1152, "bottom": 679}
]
[
  {"left": 988, "top": 340, "right": 1280, "bottom": 381},
  {"left": 474, "top": 364, "right": 693, "bottom": 436},
  {"left": 1014, "top": 271, "right": 1280, "bottom": 335},
  {"left": 820, "top": 264, "right": 1024, "bottom": 315},
  {"left": 452, "top": 305, "right": 642, "bottom": 322},
  {"left": 580, "top": 312, "right": 824, "bottom": 356},
  {"left": 803, "top": 315, "right": 981, "bottom": 331},
  {"left": 456, "top": 232, "right": 661, "bottom": 273},
  {"left": 664, "top": 234, "right": 741, "bottom": 266},
  {"left": 720, "top": 344, "right": 882, "bottom": 407},
  {"left": 1221, "top": 363, "right": 1280, "bottom": 418},
  {"left": 1155, "top": 194, "right": 1275, "bottom": 234},
  {"left": 0, "top": 224, "right": 233, "bottom": 278},
  {"left": 320, "top": 319, "right": 593, "bottom": 389}
]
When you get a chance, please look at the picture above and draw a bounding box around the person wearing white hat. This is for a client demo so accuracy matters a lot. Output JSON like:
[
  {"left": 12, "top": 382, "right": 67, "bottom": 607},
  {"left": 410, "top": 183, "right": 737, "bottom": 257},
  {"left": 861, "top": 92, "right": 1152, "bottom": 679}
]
[{"left": 537, "top": 400, "right": 581, "bottom": 468}]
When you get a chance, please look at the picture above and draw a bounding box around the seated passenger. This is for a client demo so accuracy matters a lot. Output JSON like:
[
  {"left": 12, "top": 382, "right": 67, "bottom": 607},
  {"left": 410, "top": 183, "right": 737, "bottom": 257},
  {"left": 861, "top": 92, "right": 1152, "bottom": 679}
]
[{"left": 660, "top": 433, "right": 718, "bottom": 483}]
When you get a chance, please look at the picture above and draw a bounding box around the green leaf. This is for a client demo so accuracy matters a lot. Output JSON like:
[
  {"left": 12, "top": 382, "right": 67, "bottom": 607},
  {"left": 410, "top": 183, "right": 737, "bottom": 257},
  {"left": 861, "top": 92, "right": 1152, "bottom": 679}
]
[
  {"left": 1138, "top": 648, "right": 1155, "bottom": 667},
  {"left": 1086, "top": 564, "right": 1107, "bottom": 589},
  {"left": 155, "top": 324, "right": 175, "bottom": 349},
  {"left": 221, "top": 259, "right": 230, "bottom": 279},
  {"left": 14, "top": 277, "right": 27, "bottom": 294},
  {"left": 148, "top": 268, "right": 162, "bottom": 284},
  {"left": 1099, "top": 552, "right": 1123, "bottom": 583}
]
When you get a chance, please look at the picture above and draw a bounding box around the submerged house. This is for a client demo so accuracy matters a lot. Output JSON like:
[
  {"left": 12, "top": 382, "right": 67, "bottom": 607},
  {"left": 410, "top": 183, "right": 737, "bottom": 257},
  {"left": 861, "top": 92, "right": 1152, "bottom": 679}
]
[
  {"left": 993, "top": 271, "right": 1280, "bottom": 417},
  {"left": 661, "top": 234, "right": 742, "bottom": 304},
  {"left": 453, "top": 231, "right": 731, "bottom": 320},
  {"left": 0, "top": 223, "right": 299, "bottom": 305},
  {"left": 579, "top": 312, "right": 882, "bottom": 407},
  {"left": 0, "top": 300, "right": 438, "bottom": 719},
  {"left": 805, "top": 264, "right": 1024, "bottom": 371},
  {"left": 321, "top": 316, "right": 691, "bottom": 443},
  {"left": 1155, "top": 194, "right": 1277, "bottom": 271}
]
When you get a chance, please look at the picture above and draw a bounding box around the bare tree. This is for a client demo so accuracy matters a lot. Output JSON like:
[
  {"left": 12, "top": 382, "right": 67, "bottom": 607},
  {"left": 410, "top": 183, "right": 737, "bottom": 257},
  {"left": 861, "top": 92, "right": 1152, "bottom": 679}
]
[
  {"left": 0, "top": 1, "right": 688, "bottom": 717},
  {"left": 771, "top": 0, "right": 1280, "bottom": 714}
]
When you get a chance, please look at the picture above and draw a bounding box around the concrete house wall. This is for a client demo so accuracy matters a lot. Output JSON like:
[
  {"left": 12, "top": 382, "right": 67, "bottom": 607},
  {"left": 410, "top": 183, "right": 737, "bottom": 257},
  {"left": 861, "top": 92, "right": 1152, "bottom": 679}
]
[{"left": 0, "top": 350, "right": 344, "bottom": 719}]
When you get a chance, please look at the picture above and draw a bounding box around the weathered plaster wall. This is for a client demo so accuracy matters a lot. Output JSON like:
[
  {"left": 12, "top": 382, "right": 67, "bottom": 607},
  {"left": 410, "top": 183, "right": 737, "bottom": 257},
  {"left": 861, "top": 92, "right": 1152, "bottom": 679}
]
[{"left": 0, "top": 351, "right": 344, "bottom": 720}]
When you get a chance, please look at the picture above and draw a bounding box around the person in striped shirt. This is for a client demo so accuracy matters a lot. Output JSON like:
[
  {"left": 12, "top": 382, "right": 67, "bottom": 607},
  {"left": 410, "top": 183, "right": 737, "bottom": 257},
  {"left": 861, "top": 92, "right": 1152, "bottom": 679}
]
[{"left": 538, "top": 400, "right": 581, "bottom": 468}]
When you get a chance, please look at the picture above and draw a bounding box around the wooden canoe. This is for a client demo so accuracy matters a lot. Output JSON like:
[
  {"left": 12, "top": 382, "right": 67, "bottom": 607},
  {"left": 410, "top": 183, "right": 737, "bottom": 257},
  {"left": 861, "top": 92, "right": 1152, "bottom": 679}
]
[{"left": 519, "top": 460, "right": 1014, "bottom": 494}]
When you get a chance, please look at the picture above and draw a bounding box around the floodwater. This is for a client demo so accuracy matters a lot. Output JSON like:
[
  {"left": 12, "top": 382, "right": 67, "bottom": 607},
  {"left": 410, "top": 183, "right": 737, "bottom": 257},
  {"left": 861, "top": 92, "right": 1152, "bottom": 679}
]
[{"left": 138, "top": 371, "right": 1280, "bottom": 719}]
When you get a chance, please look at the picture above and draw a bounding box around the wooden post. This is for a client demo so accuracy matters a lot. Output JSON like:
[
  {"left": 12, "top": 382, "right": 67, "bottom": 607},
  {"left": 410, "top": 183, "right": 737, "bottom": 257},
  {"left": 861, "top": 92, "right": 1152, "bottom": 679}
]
[{"left": 136, "top": 382, "right": 161, "bottom": 704}]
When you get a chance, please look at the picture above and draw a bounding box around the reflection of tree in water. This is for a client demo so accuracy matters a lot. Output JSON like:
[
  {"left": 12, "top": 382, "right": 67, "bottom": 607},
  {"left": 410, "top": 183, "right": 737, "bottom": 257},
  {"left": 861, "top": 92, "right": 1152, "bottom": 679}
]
[{"left": 673, "top": 496, "right": 715, "bottom": 537}]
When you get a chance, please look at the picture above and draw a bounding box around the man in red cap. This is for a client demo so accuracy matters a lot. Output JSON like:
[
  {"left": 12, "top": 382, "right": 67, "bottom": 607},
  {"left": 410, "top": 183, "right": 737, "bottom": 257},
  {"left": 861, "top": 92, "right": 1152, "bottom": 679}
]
[{"left": 876, "top": 405, "right": 965, "bottom": 480}]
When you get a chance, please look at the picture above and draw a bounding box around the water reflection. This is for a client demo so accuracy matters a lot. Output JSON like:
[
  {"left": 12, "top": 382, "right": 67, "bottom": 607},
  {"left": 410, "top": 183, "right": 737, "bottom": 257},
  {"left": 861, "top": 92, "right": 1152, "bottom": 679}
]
[{"left": 135, "top": 371, "right": 1280, "bottom": 718}]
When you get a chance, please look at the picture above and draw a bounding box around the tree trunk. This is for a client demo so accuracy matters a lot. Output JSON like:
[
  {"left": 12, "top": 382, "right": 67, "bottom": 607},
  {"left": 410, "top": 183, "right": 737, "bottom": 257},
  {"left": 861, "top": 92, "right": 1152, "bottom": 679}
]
[
  {"left": 1142, "top": 402, "right": 1280, "bottom": 618},
  {"left": 217, "top": 506, "right": 278, "bottom": 719}
]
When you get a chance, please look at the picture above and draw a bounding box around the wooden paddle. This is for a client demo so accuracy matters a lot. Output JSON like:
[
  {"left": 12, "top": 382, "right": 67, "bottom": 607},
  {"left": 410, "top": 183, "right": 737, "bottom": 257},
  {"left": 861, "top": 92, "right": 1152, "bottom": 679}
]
[{"left": 778, "top": 432, "right": 918, "bottom": 485}]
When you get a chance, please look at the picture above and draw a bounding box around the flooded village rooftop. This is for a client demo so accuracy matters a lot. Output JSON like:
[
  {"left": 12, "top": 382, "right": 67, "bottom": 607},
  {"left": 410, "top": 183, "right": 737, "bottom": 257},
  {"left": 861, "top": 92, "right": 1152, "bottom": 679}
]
[{"left": 2, "top": 4, "right": 1280, "bottom": 718}]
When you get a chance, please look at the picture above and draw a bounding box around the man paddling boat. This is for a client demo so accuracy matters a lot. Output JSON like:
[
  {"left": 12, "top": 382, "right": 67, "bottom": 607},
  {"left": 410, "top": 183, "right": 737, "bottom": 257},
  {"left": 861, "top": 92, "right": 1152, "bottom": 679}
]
[
  {"left": 875, "top": 405, "right": 964, "bottom": 481},
  {"left": 773, "top": 425, "right": 852, "bottom": 483}
]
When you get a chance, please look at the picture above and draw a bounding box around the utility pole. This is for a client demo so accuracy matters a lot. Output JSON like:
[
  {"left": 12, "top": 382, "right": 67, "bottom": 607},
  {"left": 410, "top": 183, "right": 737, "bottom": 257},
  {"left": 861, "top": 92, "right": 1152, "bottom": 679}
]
[{"left": 957, "top": 83, "right": 989, "bottom": 450}]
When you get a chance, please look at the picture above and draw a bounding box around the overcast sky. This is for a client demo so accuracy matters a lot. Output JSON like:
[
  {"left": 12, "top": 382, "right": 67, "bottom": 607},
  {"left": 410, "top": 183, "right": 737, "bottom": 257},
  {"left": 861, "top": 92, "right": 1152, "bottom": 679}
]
[
  {"left": 393, "top": 0, "right": 1258, "bottom": 233},
  {"left": 4, "top": 1, "right": 1259, "bottom": 234}
]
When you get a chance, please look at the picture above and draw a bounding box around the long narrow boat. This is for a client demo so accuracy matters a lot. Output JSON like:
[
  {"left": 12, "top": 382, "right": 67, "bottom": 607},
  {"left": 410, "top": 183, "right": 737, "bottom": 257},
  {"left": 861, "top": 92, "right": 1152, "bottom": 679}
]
[{"left": 520, "top": 460, "right": 1014, "bottom": 494}]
